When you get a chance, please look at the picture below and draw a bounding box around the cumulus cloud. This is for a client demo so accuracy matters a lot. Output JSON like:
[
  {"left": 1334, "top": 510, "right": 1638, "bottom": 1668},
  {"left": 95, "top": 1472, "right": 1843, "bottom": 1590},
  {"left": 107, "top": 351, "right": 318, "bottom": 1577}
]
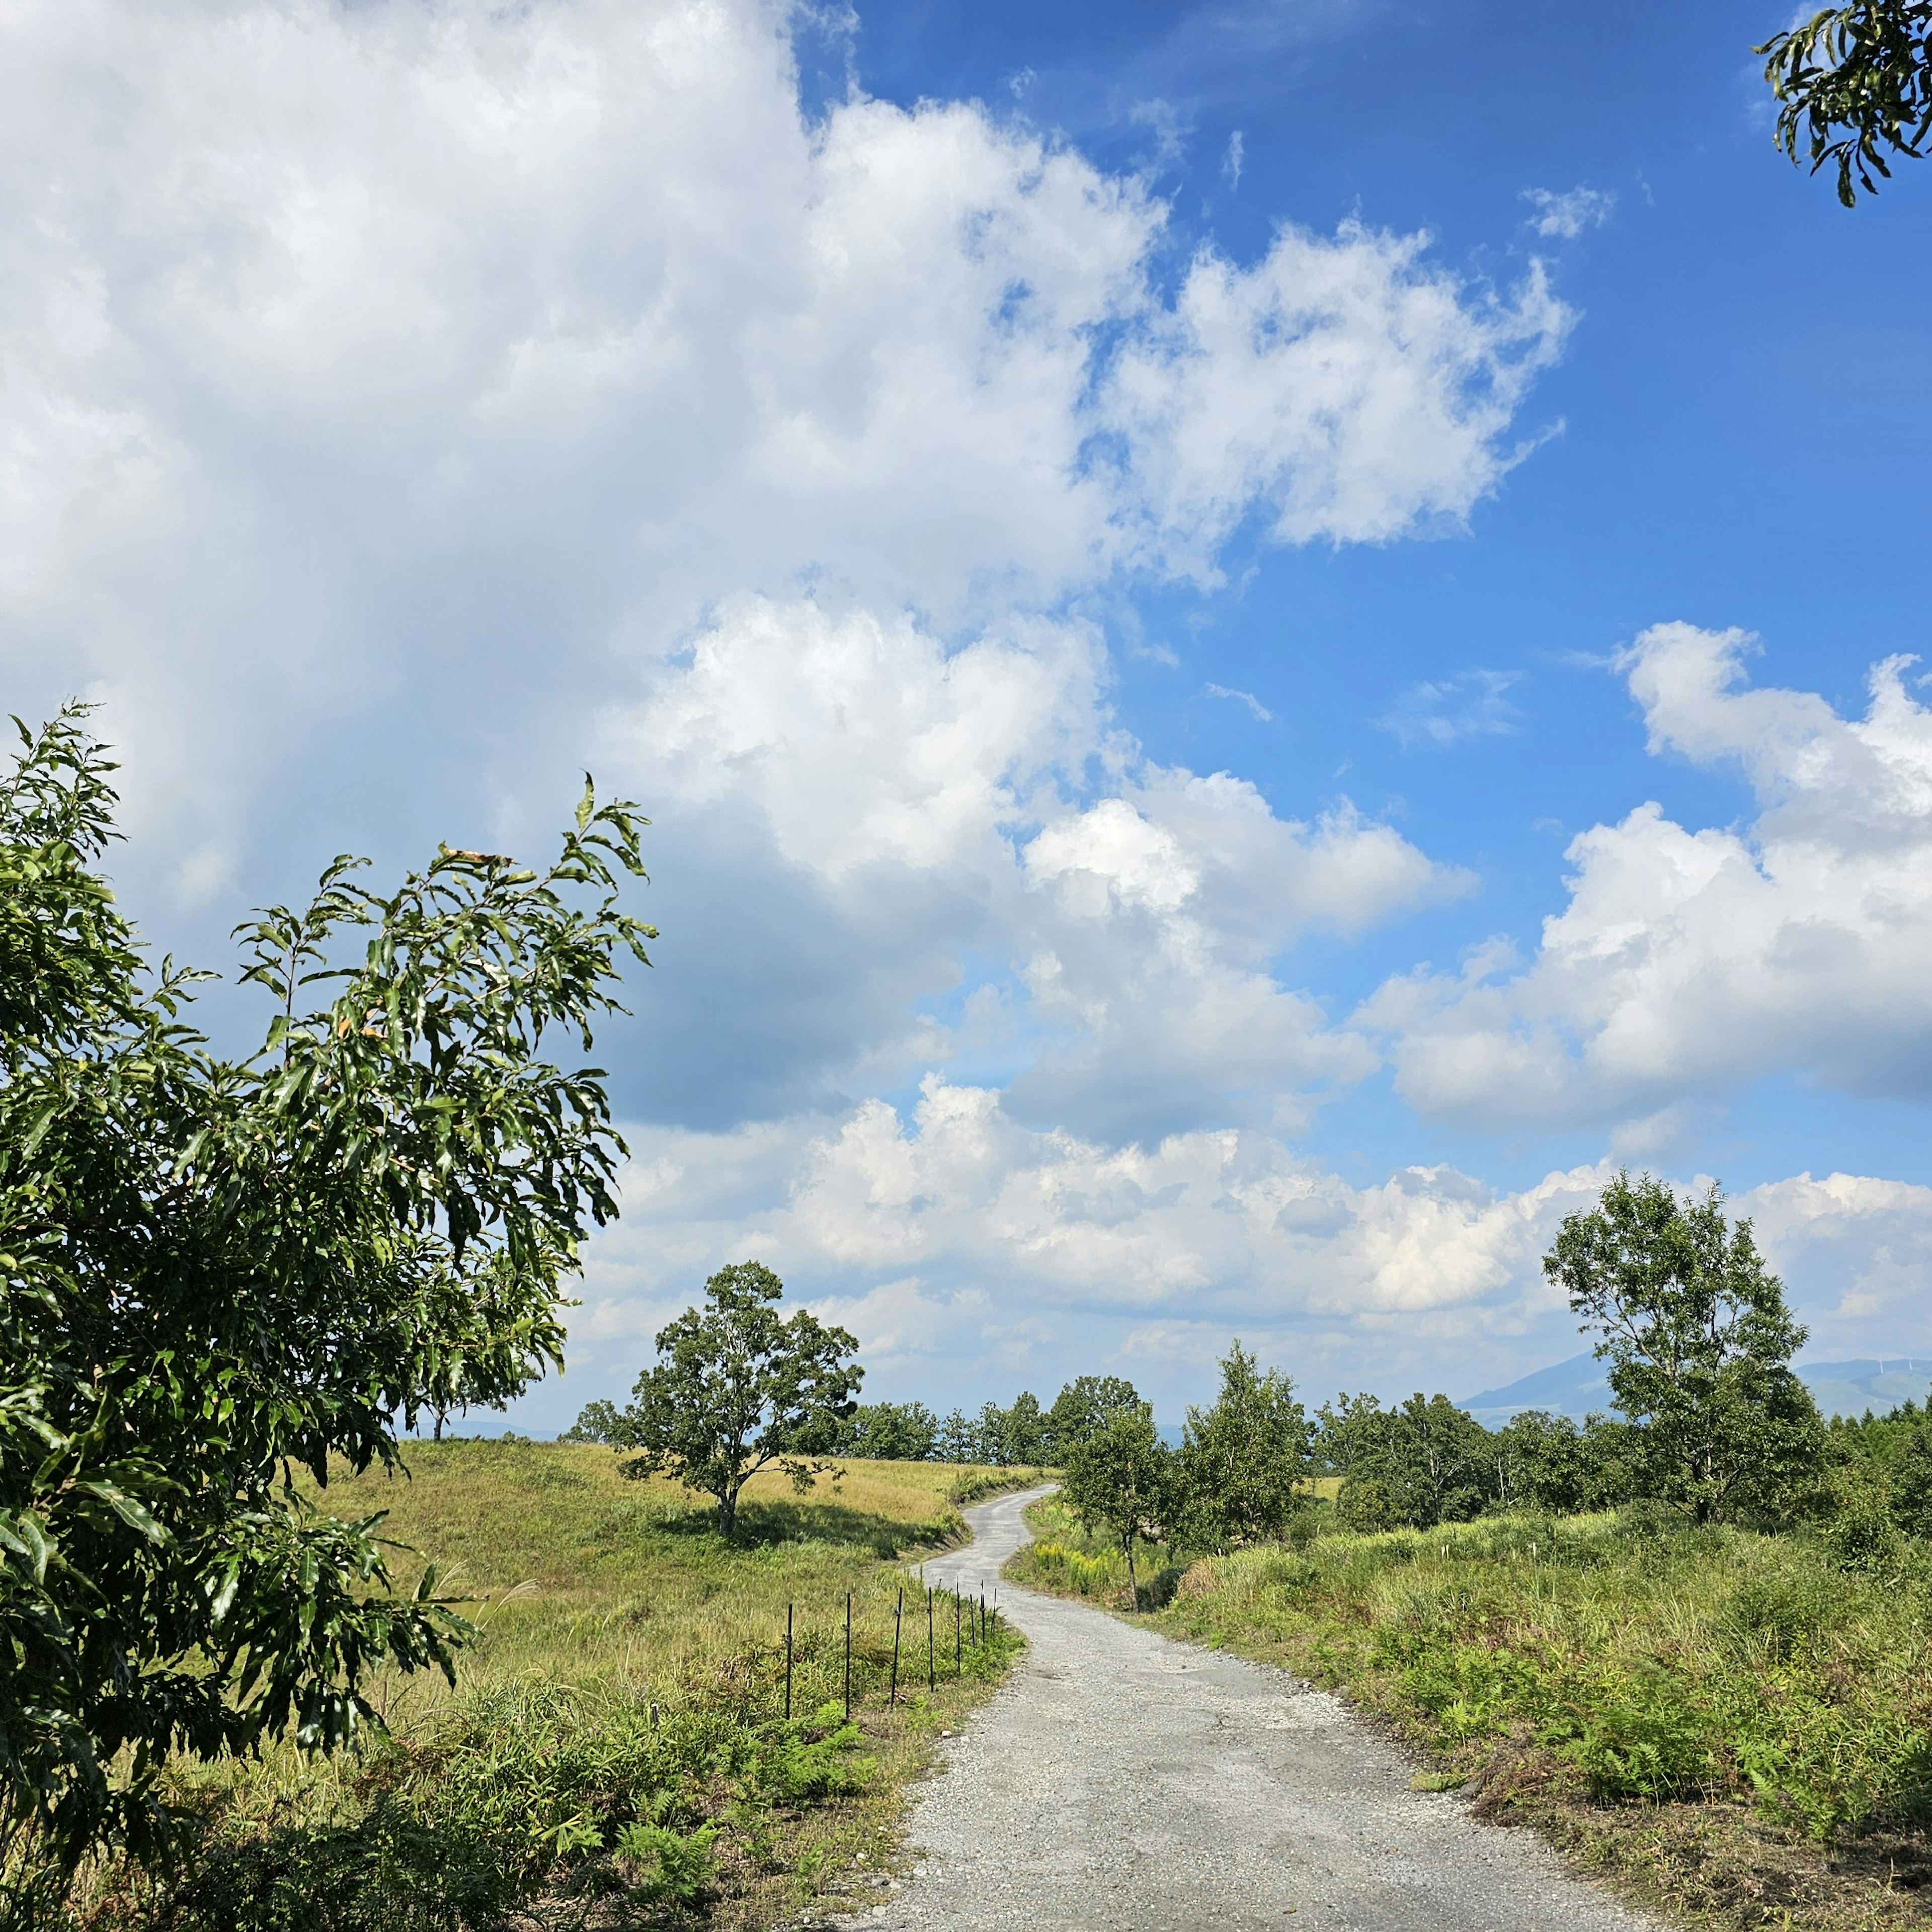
[
  {"left": 556, "top": 1080, "right": 1617, "bottom": 1413},
  {"left": 599, "top": 596, "right": 1461, "bottom": 1137},
  {"left": 0, "top": 0, "right": 1569, "bottom": 913},
  {"left": 1366, "top": 625, "right": 1932, "bottom": 1125},
  {"left": 545, "top": 1082, "right": 1932, "bottom": 1428},
  {"left": 1521, "top": 185, "right": 1616, "bottom": 239}
]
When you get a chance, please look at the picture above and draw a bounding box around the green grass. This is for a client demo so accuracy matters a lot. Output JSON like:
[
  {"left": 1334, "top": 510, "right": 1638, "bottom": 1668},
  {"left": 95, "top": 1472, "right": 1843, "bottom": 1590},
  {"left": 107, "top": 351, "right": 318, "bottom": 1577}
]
[
  {"left": 1014, "top": 1498, "right": 1932, "bottom": 1931},
  {"left": 68, "top": 1445, "right": 1039, "bottom": 1932}
]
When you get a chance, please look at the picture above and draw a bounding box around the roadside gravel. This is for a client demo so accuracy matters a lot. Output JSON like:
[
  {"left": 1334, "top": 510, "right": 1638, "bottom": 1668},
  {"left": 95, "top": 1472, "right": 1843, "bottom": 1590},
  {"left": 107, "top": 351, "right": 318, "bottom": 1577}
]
[{"left": 837, "top": 1484, "right": 1663, "bottom": 1932}]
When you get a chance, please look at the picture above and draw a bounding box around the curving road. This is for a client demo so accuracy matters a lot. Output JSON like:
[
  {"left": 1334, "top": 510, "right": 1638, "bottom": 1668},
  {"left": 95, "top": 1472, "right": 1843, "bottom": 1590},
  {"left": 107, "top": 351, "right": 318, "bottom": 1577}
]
[{"left": 840, "top": 1484, "right": 1662, "bottom": 1932}]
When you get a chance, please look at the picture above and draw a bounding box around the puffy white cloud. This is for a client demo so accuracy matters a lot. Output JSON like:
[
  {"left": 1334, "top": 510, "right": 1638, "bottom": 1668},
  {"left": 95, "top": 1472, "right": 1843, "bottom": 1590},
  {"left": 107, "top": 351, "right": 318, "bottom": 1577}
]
[
  {"left": 602, "top": 596, "right": 1459, "bottom": 1137},
  {"left": 1367, "top": 626, "right": 1932, "bottom": 1125},
  {"left": 1740, "top": 1171, "right": 1932, "bottom": 1355},
  {"left": 0, "top": 0, "right": 1568, "bottom": 908},
  {"left": 545, "top": 1079, "right": 1932, "bottom": 1428},
  {"left": 560, "top": 1078, "right": 1615, "bottom": 1404}
]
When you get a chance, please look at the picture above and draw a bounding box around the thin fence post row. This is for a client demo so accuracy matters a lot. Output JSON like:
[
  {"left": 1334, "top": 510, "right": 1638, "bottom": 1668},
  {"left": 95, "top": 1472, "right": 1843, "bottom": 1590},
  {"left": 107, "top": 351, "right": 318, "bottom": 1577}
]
[
  {"left": 927, "top": 1585, "right": 935, "bottom": 1691},
  {"left": 844, "top": 1590, "right": 852, "bottom": 1724},
  {"left": 784, "top": 1601, "right": 793, "bottom": 1722},
  {"left": 955, "top": 1585, "right": 962, "bottom": 1676},
  {"left": 890, "top": 1586, "right": 904, "bottom": 1707}
]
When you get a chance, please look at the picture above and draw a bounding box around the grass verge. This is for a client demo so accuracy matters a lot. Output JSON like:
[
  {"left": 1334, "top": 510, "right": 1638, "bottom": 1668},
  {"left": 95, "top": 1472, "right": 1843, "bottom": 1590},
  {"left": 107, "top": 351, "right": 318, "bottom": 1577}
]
[
  {"left": 1010, "top": 1494, "right": 1932, "bottom": 1932},
  {"left": 67, "top": 1446, "right": 1040, "bottom": 1932}
]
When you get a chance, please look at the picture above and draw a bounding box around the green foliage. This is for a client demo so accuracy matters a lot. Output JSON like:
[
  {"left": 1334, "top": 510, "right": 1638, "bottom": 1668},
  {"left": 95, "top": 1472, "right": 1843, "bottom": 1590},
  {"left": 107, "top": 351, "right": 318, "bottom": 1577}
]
[
  {"left": 618, "top": 1262, "right": 862, "bottom": 1536},
  {"left": 1545, "top": 1172, "right": 1822, "bottom": 1525},
  {"left": 1758, "top": 1, "right": 1931, "bottom": 203},
  {"left": 0, "top": 708, "right": 652, "bottom": 1888},
  {"left": 145, "top": 1679, "right": 856, "bottom": 1930},
  {"left": 1156, "top": 1513, "right": 1932, "bottom": 1858},
  {"left": 559, "top": 1399, "right": 623, "bottom": 1445},
  {"left": 1318, "top": 1391, "right": 1496, "bottom": 1527},
  {"left": 1059, "top": 1395, "right": 1169, "bottom": 1606},
  {"left": 1174, "top": 1342, "right": 1310, "bottom": 1552},
  {"left": 837, "top": 1401, "right": 940, "bottom": 1461},
  {"left": 1045, "top": 1375, "right": 1144, "bottom": 1459}
]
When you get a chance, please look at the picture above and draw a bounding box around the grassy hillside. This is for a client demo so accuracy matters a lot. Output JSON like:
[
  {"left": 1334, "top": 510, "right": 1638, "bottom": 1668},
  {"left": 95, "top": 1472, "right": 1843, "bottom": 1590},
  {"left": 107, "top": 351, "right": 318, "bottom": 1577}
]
[
  {"left": 1012, "top": 1494, "right": 1932, "bottom": 1932},
  {"left": 77, "top": 1444, "right": 1038, "bottom": 1932}
]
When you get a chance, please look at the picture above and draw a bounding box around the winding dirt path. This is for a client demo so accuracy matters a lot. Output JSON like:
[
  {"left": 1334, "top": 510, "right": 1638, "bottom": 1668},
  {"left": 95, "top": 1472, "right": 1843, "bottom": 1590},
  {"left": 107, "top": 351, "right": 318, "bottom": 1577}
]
[{"left": 840, "top": 1484, "right": 1661, "bottom": 1932}]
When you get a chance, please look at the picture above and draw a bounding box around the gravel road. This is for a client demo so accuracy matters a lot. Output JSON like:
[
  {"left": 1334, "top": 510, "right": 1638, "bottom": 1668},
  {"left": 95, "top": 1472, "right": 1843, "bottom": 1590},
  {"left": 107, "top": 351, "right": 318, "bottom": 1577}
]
[{"left": 839, "top": 1484, "right": 1661, "bottom": 1932}]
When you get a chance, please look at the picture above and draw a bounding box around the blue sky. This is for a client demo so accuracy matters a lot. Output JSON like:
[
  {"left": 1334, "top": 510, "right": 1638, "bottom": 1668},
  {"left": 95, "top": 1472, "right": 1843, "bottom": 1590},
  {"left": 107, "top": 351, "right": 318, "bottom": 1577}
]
[{"left": 4, "top": 0, "right": 1928, "bottom": 1429}]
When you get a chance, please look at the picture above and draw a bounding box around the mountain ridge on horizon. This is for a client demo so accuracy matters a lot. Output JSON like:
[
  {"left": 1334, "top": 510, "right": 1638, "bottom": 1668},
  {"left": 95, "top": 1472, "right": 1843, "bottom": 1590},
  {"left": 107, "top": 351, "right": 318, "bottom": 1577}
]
[{"left": 1458, "top": 1351, "right": 1932, "bottom": 1428}]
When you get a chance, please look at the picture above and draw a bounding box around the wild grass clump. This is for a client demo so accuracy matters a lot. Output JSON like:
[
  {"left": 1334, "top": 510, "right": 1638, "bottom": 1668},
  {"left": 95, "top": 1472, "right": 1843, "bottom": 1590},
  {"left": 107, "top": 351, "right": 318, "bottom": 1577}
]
[{"left": 53, "top": 1445, "right": 1030, "bottom": 1932}]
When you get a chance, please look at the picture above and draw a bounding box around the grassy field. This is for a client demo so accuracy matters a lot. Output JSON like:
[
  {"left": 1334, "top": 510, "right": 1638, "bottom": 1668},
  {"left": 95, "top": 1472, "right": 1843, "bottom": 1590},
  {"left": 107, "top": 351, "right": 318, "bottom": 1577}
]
[
  {"left": 75, "top": 1444, "right": 1038, "bottom": 1932},
  {"left": 1011, "top": 1494, "right": 1932, "bottom": 1932}
]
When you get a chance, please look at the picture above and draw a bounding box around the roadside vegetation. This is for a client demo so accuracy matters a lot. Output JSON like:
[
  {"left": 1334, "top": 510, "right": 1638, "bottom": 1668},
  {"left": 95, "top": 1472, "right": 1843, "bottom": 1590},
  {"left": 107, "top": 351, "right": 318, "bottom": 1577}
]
[
  {"left": 1008, "top": 1175, "right": 1932, "bottom": 1932},
  {"left": 68, "top": 1444, "right": 1029, "bottom": 1931}
]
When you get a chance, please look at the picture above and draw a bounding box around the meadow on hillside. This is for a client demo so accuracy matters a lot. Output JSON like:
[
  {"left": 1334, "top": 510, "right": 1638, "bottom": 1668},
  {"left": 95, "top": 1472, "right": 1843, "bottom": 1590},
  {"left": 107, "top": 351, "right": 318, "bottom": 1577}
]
[{"left": 69, "top": 1446, "right": 1033, "bottom": 1932}]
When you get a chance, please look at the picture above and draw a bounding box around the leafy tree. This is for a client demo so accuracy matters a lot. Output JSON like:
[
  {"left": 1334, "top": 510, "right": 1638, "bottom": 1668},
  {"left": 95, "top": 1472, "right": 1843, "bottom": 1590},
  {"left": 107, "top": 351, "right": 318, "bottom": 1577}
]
[
  {"left": 617, "top": 1262, "right": 861, "bottom": 1536},
  {"left": 1059, "top": 1402, "right": 1170, "bottom": 1608},
  {"left": 1174, "top": 1342, "right": 1310, "bottom": 1552},
  {"left": 1491, "top": 1409, "right": 1642, "bottom": 1516},
  {"left": 937, "top": 1407, "right": 983, "bottom": 1464},
  {"left": 1759, "top": 2, "right": 1931, "bottom": 203},
  {"left": 1046, "top": 1375, "right": 1144, "bottom": 1461},
  {"left": 1000, "top": 1390, "right": 1050, "bottom": 1465},
  {"left": 1545, "top": 1172, "right": 1822, "bottom": 1525},
  {"left": 0, "top": 707, "right": 653, "bottom": 1889},
  {"left": 977, "top": 1400, "right": 1013, "bottom": 1464},
  {"left": 560, "top": 1400, "right": 624, "bottom": 1445},
  {"left": 1319, "top": 1391, "right": 1494, "bottom": 1527},
  {"left": 839, "top": 1400, "right": 939, "bottom": 1461}
]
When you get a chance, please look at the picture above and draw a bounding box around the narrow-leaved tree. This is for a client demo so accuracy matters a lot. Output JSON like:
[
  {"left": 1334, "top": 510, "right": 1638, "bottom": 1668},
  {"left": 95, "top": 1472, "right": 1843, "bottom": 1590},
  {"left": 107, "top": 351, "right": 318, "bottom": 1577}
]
[
  {"left": 1060, "top": 1400, "right": 1170, "bottom": 1608},
  {"left": 1174, "top": 1342, "right": 1310, "bottom": 1551},
  {"left": 0, "top": 706, "right": 653, "bottom": 1891}
]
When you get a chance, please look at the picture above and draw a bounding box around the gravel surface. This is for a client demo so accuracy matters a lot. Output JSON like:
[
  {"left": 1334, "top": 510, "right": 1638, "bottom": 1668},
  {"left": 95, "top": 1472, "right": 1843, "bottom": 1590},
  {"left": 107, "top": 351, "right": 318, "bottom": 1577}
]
[{"left": 837, "top": 1484, "right": 1663, "bottom": 1932}]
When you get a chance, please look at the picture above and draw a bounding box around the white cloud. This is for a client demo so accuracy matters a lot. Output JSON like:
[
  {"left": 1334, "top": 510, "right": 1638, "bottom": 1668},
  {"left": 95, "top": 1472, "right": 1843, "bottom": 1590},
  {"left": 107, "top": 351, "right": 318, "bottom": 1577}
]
[
  {"left": 564, "top": 1081, "right": 1616, "bottom": 1401},
  {"left": 1521, "top": 185, "right": 1616, "bottom": 240},
  {"left": 544, "top": 1083, "right": 1932, "bottom": 1426},
  {"left": 1205, "top": 681, "right": 1272, "bottom": 721},
  {"left": 1377, "top": 667, "right": 1521, "bottom": 747},
  {"left": 600, "top": 596, "right": 1460, "bottom": 1139},
  {"left": 1367, "top": 625, "right": 1932, "bottom": 1125},
  {"left": 1, "top": 0, "right": 1569, "bottom": 912},
  {"left": 1222, "top": 129, "right": 1245, "bottom": 190}
]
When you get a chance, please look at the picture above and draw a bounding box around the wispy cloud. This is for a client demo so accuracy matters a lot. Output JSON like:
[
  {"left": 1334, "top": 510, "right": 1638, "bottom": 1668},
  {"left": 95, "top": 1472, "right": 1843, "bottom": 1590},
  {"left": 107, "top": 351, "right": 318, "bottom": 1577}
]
[
  {"left": 1206, "top": 681, "right": 1273, "bottom": 722},
  {"left": 1521, "top": 185, "right": 1616, "bottom": 240},
  {"left": 1222, "top": 128, "right": 1244, "bottom": 190},
  {"left": 1377, "top": 670, "right": 1521, "bottom": 747}
]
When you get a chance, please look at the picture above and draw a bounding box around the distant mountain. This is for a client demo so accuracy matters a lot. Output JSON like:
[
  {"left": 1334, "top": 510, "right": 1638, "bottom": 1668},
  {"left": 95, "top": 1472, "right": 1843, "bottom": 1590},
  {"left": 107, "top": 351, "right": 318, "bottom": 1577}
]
[{"left": 1461, "top": 1352, "right": 1932, "bottom": 1428}]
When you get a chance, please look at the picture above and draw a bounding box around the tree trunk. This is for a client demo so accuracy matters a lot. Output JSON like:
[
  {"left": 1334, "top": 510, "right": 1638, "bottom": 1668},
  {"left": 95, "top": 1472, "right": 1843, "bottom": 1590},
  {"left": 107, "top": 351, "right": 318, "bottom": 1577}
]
[
  {"left": 719, "top": 1487, "right": 738, "bottom": 1538},
  {"left": 1125, "top": 1534, "right": 1138, "bottom": 1611}
]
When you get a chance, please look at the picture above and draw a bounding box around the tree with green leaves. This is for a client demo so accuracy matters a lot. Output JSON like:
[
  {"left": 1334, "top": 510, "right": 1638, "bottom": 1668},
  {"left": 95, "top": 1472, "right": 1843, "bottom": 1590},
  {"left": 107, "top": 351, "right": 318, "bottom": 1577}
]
[
  {"left": 1045, "top": 1374, "right": 1144, "bottom": 1462},
  {"left": 999, "top": 1390, "right": 1050, "bottom": 1465},
  {"left": 0, "top": 706, "right": 653, "bottom": 1896},
  {"left": 1059, "top": 1397, "right": 1170, "bottom": 1608},
  {"left": 1173, "top": 1342, "right": 1310, "bottom": 1552},
  {"left": 840, "top": 1400, "right": 940, "bottom": 1461},
  {"left": 1544, "top": 1172, "right": 1822, "bottom": 1525},
  {"left": 1318, "top": 1391, "right": 1495, "bottom": 1528},
  {"left": 1759, "top": 3, "right": 1930, "bottom": 203},
  {"left": 560, "top": 1399, "right": 624, "bottom": 1444},
  {"left": 617, "top": 1262, "right": 861, "bottom": 1536}
]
